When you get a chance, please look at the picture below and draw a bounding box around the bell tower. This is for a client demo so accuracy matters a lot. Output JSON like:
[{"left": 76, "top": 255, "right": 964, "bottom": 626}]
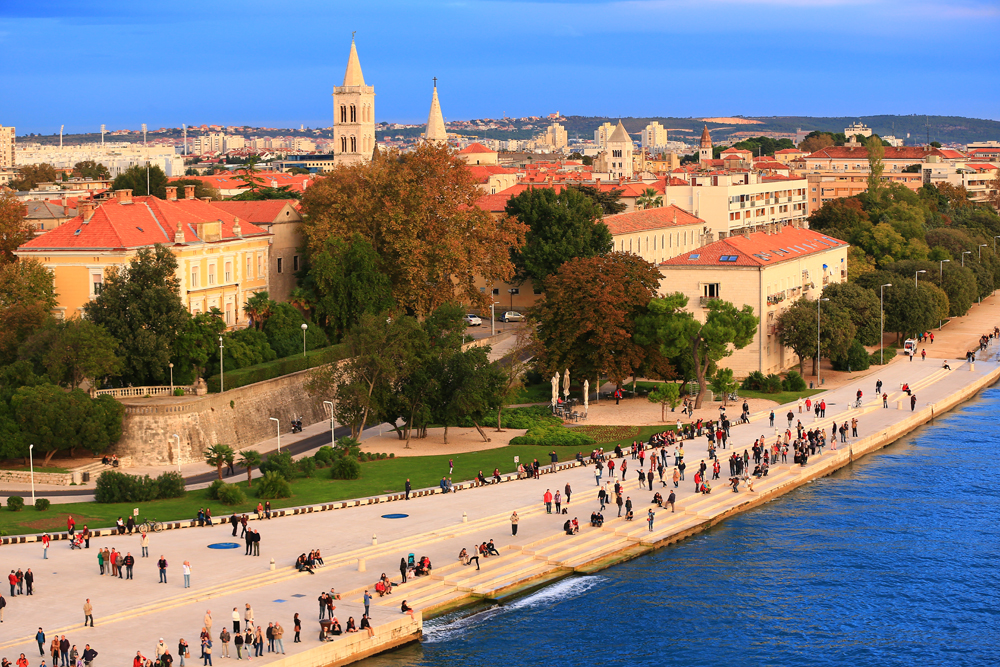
[{"left": 333, "top": 34, "right": 376, "bottom": 165}]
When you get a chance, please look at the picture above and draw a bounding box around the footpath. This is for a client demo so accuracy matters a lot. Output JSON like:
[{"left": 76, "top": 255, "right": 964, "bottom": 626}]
[{"left": 0, "top": 345, "right": 996, "bottom": 667}]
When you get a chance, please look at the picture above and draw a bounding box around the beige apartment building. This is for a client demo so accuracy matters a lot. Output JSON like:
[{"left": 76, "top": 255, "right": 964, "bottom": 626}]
[
  {"left": 659, "top": 225, "right": 849, "bottom": 376},
  {"left": 605, "top": 205, "right": 708, "bottom": 265},
  {"left": 806, "top": 172, "right": 924, "bottom": 214},
  {"left": 804, "top": 146, "right": 962, "bottom": 173},
  {"left": 662, "top": 172, "right": 809, "bottom": 237},
  {"left": 0, "top": 125, "right": 14, "bottom": 169}
]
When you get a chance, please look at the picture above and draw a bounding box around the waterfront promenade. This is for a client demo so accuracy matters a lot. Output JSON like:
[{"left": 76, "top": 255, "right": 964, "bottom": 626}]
[{"left": 0, "top": 352, "right": 996, "bottom": 667}]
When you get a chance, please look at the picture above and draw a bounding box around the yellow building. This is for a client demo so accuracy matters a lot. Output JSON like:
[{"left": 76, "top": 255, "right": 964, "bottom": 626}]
[
  {"left": 659, "top": 225, "right": 849, "bottom": 375},
  {"left": 15, "top": 185, "right": 271, "bottom": 325}
]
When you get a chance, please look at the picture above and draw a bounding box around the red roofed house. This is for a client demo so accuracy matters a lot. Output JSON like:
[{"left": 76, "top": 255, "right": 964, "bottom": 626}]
[
  {"left": 457, "top": 142, "right": 499, "bottom": 166},
  {"left": 208, "top": 200, "right": 302, "bottom": 301},
  {"left": 660, "top": 225, "right": 849, "bottom": 375},
  {"left": 464, "top": 164, "right": 519, "bottom": 195},
  {"left": 15, "top": 185, "right": 271, "bottom": 325},
  {"left": 804, "top": 145, "right": 961, "bottom": 172},
  {"left": 604, "top": 205, "right": 709, "bottom": 266}
]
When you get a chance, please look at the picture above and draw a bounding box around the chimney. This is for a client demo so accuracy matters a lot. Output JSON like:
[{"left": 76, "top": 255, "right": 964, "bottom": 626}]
[
  {"left": 79, "top": 200, "right": 95, "bottom": 222},
  {"left": 232, "top": 218, "right": 243, "bottom": 238},
  {"left": 116, "top": 189, "right": 133, "bottom": 204},
  {"left": 21, "top": 203, "right": 29, "bottom": 218},
  {"left": 183, "top": 185, "right": 196, "bottom": 200},
  {"left": 165, "top": 186, "right": 178, "bottom": 201},
  {"left": 743, "top": 229, "right": 751, "bottom": 240},
  {"left": 174, "top": 222, "right": 186, "bottom": 244}
]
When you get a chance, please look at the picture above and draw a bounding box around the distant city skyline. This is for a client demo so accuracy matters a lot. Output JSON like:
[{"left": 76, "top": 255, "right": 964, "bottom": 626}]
[{"left": 1, "top": 0, "right": 998, "bottom": 135}]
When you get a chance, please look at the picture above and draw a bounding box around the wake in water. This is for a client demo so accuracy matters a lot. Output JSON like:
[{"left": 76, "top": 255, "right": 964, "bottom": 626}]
[{"left": 422, "top": 575, "right": 605, "bottom": 643}]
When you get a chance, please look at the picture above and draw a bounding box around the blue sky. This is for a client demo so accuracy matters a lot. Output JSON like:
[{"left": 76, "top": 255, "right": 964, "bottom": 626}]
[{"left": 1, "top": 0, "right": 998, "bottom": 134}]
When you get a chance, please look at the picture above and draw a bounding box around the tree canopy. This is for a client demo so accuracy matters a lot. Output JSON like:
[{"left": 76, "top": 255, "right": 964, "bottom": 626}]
[
  {"left": 301, "top": 143, "right": 526, "bottom": 316},
  {"left": 9, "top": 163, "right": 57, "bottom": 191},
  {"left": 0, "top": 189, "right": 34, "bottom": 264},
  {"left": 504, "top": 187, "right": 613, "bottom": 285},
  {"left": 111, "top": 164, "right": 169, "bottom": 197},
  {"left": 0, "top": 259, "right": 58, "bottom": 365},
  {"left": 73, "top": 161, "right": 110, "bottom": 180}
]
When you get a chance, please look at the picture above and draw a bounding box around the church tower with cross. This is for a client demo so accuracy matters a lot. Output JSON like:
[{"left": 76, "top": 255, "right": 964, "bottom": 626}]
[
  {"left": 333, "top": 34, "right": 376, "bottom": 166},
  {"left": 423, "top": 78, "right": 448, "bottom": 145}
]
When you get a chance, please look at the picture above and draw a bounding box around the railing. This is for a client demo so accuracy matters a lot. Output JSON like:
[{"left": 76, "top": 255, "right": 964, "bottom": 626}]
[
  {"left": 94, "top": 386, "right": 196, "bottom": 398},
  {"left": 700, "top": 296, "right": 719, "bottom": 307}
]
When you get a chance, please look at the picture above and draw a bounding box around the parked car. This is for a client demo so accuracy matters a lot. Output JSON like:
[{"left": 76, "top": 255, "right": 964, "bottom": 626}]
[
  {"left": 501, "top": 311, "right": 524, "bottom": 323},
  {"left": 464, "top": 313, "right": 483, "bottom": 327}
]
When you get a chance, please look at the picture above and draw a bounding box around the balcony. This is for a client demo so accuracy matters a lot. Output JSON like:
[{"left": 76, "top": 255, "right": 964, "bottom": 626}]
[{"left": 700, "top": 296, "right": 719, "bottom": 307}]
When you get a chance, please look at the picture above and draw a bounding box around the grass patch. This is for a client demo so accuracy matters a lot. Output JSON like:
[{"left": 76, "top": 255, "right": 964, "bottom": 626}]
[
  {"left": 573, "top": 425, "right": 641, "bottom": 443},
  {"left": 0, "top": 465, "right": 70, "bottom": 474},
  {"left": 508, "top": 381, "right": 556, "bottom": 404},
  {"left": 736, "top": 389, "right": 824, "bottom": 405},
  {"left": 0, "top": 423, "right": 673, "bottom": 536}
]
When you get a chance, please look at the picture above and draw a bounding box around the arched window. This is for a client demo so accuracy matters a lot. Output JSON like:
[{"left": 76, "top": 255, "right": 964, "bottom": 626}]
[
  {"left": 340, "top": 105, "right": 347, "bottom": 123},
  {"left": 629, "top": 238, "right": 633, "bottom": 253},
  {"left": 340, "top": 136, "right": 347, "bottom": 152},
  {"left": 350, "top": 105, "right": 356, "bottom": 122},
  {"left": 350, "top": 136, "right": 357, "bottom": 152}
]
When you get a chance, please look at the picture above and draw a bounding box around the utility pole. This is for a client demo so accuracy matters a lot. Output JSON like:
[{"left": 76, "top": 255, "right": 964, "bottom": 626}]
[{"left": 142, "top": 123, "right": 149, "bottom": 196}]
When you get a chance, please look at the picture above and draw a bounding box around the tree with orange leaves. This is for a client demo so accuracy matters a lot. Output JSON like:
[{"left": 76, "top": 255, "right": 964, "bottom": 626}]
[{"left": 300, "top": 144, "right": 526, "bottom": 316}]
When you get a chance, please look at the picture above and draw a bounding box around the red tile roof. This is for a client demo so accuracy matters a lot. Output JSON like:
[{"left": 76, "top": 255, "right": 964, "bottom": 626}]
[
  {"left": 603, "top": 205, "right": 704, "bottom": 235},
  {"left": 806, "top": 146, "right": 949, "bottom": 160},
  {"left": 170, "top": 172, "right": 313, "bottom": 193},
  {"left": 475, "top": 193, "right": 513, "bottom": 213},
  {"left": 458, "top": 142, "right": 495, "bottom": 154},
  {"left": 465, "top": 165, "right": 517, "bottom": 183},
  {"left": 775, "top": 148, "right": 804, "bottom": 154},
  {"left": 208, "top": 200, "right": 298, "bottom": 224},
  {"left": 754, "top": 161, "right": 790, "bottom": 170},
  {"left": 661, "top": 226, "right": 847, "bottom": 268},
  {"left": 17, "top": 195, "right": 270, "bottom": 252}
]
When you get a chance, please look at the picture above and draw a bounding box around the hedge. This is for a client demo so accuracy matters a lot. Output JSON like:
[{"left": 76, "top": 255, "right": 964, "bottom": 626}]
[
  {"left": 206, "top": 344, "right": 348, "bottom": 393},
  {"left": 509, "top": 425, "right": 596, "bottom": 447}
]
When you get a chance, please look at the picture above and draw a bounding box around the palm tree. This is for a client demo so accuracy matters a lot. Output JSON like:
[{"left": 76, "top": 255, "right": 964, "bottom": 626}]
[
  {"left": 243, "top": 291, "right": 275, "bottom": 331},
  {"left": 204, "top": 444, "right": 235, "bottom": 481},
  {"left": 288, "top": 287, "right": 317, "bottom": 321},
  {"left": 238, "top": 450, "right": 262, "bottom": 487},
  {"left": 636, "top": 187, "right": 663, "bottom": 210}
]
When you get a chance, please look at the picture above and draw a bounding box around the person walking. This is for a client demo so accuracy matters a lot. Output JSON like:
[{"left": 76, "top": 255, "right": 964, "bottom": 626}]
[
  {"left": 140, "top": 532, "right": 149, "bottom": 558},
  {"left": 293, "top": 614, "right": 301, "bottom": 643},
  {"left": 42, "top": 534, "right": 50, "bottom": 559},
  {"left": 229, "top": 514, "right": 239, "bottom": 537},
  {"left": 911, "top": 394, "right": 917, "bottom": 411},
  {"left": 157, "top": 556, "right": 168, "bottom": 583},
  {"left": 83, "top": 599, "right": 94, "bottom": 627},
  {"left": 616, "top": 493, "right": 624, "bottom": 517},
  {"left": 183, "top": 561, "right": 192, "bottom": 588},
  {"left": 405, "top": 478, "right": 411, "bottom": 500},
  {"left": 786, "top": 410, "right": 794, "bottom": 428},
  {"left": 564, "top": 482, "right": 572, "bottom": 505},
  {"left": 510, "top": 511, "right": 519, "bottom": 536},
  {"left": 36, "top": 628, "right": 46, "bottom": 657}
]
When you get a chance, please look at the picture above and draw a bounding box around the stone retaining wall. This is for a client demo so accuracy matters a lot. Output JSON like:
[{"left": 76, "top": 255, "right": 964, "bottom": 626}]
[
  {"left": 0, "top": 470, "right": 73, "bottom": 486},
  {"left": 112, "top": 367, "right": 329, "bottom": 466}
]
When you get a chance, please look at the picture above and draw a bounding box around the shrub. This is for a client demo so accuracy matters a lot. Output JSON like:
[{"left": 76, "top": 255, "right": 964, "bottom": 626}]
[
  {"left": 297, "top": 457, "right": 316, "bottom": 478},
  {"left": 331, "top": 455, "right": 361, "bottom": 480},
  {"left": 217, "top": 483, "right": 247, "bottom": 506},
  {"left": 206, "top": 479, "right": 225, "bottom": 500},
  {"left": 154, "top": 471, "right": 186, "bottom": 499},
  {"left": 173, "top": 388, "right": 185, "bottom": 396},
  {"left": 508, "top": 425, "right": 596, "bottom": 447},
  {"left": 457, "top": 405, "right": 560, "bottom": 430},
  {"left": 34, "top": 498, "right": 50, "bottom": 511},
  {"left": 763, "top": 374, "right": 783, "bottom": 394},
  {"left": 833, "top": 340, "right": 871, "bottom": 372},
  {"left": 7, "top": 496, "right": 24, "bottom": 512},
  {"left": 335, "top": 437, "right": 361, "bottom": 459},
  {"left": 389, "top": 453, "right": 395, "bottom": 459},
  {"left": 254, "top": 471, "right": 292, "bottom": 499},
  {"left": 741, "top": 370, "right": 766, "bottom": 391},
  {"left": 871, "top": 347, "right": 898, "bottom": 365},
  {"left": 314, "top": 446, "right": 336, "bottom": 468},
  {"left": 782, "top": 370, "right": 807, "bottom": 392},
  {"left": 259, "top": 451, "right": 298, "bottom": 481},
  {"left": 205, "top": 344, "right": 347, "bottom": 393}
]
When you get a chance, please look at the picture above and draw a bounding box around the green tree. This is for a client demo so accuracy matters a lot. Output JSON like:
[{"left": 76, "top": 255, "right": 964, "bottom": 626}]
[
  {"left": 433, "top": 345, "right": 505, "bottom": 444},
  {"left": 72, "top": 161, "right": 110, "bottom": 180},
  {"left": 232, "top": 156, "right": 266, "bottom": 195},
  {"left": 648, "top": 382, "right": 680, "bottom": 421},
  {"left": 238, "top": 449, "right": 262, "bottom": 487},
  {"left": 883, "top": 282, "right": 938, "bottom": 340},
  {"left": 242, "top": 291, "right": 276, "bottom": 331},
  {"left": 533, "top": 253, "right": 662, "bottom": 391},
  {"left": 709, "top": 368, "right": 738, "bottom": 406},
  {"left": 229, "top": 186, "right": 301, "bottom": 201},
  {"left": 11, "top": 385, "right": 123, "bottom": 464},
  {"left": 636, "top": 187, "right": 663, "bottom": 210},
  {"left": 0, "top": 260, "right": 58, "bottom": 365},
  {"left": 169, "top": 178, "right": 220, "bottom": 200},
  {"left": 641, "top": 294, "right": 758, "bottom": 408},
  {"left": 262, "top": 302, "right": 328, "bottom": 358},
  {"left": 822, "top": 282, "right": 882, "bottom": 345},
  {"left": 39, "top": 319, "right": 121, "bottom": 389},
  {"left": 304, "top": 235, "right": 394, "bottom": 339},
  {"left": 111, "top": 164, "right": 168, "bottom": 197},
  {"left": 204, "top": 444, "right": 235, "bottom": 481},
  {"left": 0, "top": 190, "right": 35, "bottom": 263},
  {"left": 566, "top": 184, "right": 627, "bottom": 215},
  {"left": 867, "top": 135, "right": 885, "bottom": 203},
  {"left": 505, "top": 187, "right": 612, "bottom": 285},
  {"left": 777, "top": 297, "right": 855, "bottom": 376},
  {"left": 84, "top": 245, "right": 189, "bottom": 386},
  {"left": 9, "top": 163, "right": 57, "bottom": 191},
  {"left": 171, "top": 310, "right": 226, "bottom": 385}
]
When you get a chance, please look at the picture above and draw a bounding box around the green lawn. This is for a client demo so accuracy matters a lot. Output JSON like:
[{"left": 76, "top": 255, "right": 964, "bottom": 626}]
[
  {"left": 0, "top": 465, "right": 70, "bottom": 474},
  {"left": 509, "top": 381, "right": 556, "bottom": 404},
  {"left": 0, "top": 424, "right": 677, "bottom": 537},
  {"left": 736, "top": 388, "right": 824, "bottom": 406}
]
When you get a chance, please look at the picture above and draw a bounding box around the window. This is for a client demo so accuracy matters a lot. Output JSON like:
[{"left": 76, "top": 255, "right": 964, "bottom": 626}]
[
  {"left": 92, "top": 273, "right": 103, "bottom": 296},
  {"left": 341, "top": 137, "right": 347, "bottom": 152},
  {"left": 350, "top": 136, "right": 357, "bottom": 152},
  {"left": 350, "top": 105, "right": 356, "bottom": 122},
  {"left": 224, "top": 261, "right": 232, "bottom": 282},
  {"left": 190, "top": 268, "right": 199, "bottom": 287},
  {"left": 208, "top": 264, "right": 216, "bottom": 285},
  {"left": 703, "top": 283, "right": 720, "bottom": 297},
  {"left": 492, "top": 288, "right": 499, "bottom": 295},
  {"left": 293, "top": 255, "right": 299, "bottom": 272},
  {"left": 340, "top": 105, "right": 347, "bottom": 123},
  {"left": 257, "top": 254, "right": 263, "bottom": 276},
  {"left": 277, "top": 257, "right": 283, "bottom": 274},
  {"left": 688, "top": 254, "right": 701, "bottom": 260},
  {"left": 246, "top": 256, "right": 252, "bottom": 278}
]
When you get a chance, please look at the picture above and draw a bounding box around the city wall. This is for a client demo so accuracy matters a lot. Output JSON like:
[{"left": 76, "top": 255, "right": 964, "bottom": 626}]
[{"left": 112, "top": 368, "right": 329, "bottom": 465}]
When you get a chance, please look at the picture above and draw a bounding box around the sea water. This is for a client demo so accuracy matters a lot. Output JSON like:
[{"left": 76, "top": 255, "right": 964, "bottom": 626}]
[{"left": 360, "top": 386, "right": 1000, "bottom": 666}]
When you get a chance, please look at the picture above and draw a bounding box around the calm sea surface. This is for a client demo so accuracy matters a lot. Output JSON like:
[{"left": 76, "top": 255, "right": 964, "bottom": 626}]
[{"left": 360, "top": 386, "right": 1000, "bottom": 666}]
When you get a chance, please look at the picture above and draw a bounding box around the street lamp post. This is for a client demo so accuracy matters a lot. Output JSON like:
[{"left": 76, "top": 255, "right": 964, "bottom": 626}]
[
  {"left": 168, "top": 362, "right": 174, "bottom": 394},
  {"left": 979, "top": 243, "right": 989, "bottom": 261},
  {"left": 994, "top": 236, "right": 1000, "bottom": 255},
  {"left": 880, "top": 284, "right": 892, "bottom": 364},
  {"left": 171, "top": 434, "right": 181, "bottom": 473},
  {"left": 219, "top": 336, "right": 225, "bottom": 393},
  {"left": 28, "top": 444, "right": 35, "bottom": 504},
  {"left": 938, "top": 261, "right": 949, "bottom": 329},
  {"left": 300, "top": 323, "right": 308, "bottom": 357},
  {"left": 323, "top": 400, "right": 335, "bottom": 446},
  {"left": 914, "top": 269, "right": 926, "bottom": 288},
  {"left": 269, "top": 417, "right": 281, "bottom": 453},
  {"left": 962, "top": 251, "right": 972, "bottom": 267},
  {"left": 817, "top": 298, "right": 830, "bottom": 386}
]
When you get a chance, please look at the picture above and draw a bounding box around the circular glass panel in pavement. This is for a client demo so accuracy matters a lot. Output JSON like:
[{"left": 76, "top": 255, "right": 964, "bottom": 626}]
[
  {"left": 381, "top": 513, "right": 409, "bottom": 519},
  {"left": 208, "top": 542, "right": 241, "bottom": 549}
]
